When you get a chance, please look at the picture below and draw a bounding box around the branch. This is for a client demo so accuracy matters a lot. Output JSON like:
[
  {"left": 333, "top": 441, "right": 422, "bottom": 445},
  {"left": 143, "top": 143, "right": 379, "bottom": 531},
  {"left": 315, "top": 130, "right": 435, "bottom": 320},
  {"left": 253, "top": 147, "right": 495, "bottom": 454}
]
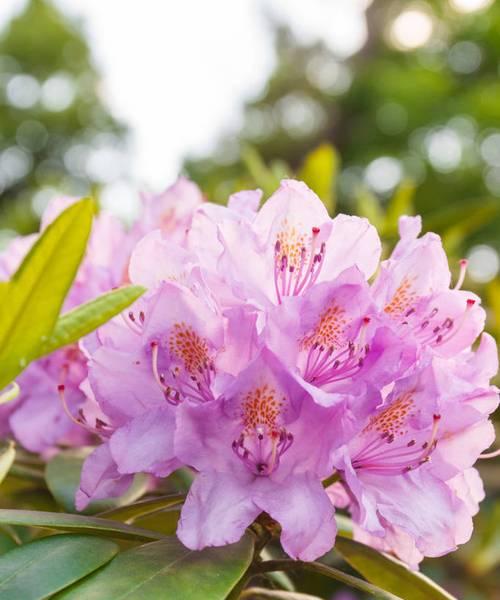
[{"left": 252, "top": 560, "right": 402, "bottom": 600}]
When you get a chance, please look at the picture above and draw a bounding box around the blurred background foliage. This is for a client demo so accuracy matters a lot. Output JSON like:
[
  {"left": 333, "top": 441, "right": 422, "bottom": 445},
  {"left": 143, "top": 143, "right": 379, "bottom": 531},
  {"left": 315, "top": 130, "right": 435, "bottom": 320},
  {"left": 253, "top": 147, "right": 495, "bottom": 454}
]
[
  {"left": 0, "top": 0, "right": 499, "bottom": 598},
  {"left": 0, "top": 0, "right": 127, "bottom": 237}
]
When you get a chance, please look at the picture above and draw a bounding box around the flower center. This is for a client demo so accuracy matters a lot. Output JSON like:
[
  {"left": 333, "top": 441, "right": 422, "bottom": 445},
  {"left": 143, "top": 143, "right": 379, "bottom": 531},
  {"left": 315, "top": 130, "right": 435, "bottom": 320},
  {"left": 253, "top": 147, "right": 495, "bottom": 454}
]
[
  {"left": 273, "top": 224, "right": 325, "bottom": 303},
  {"left": 232, "top": 384, "right": 293, "bottom": 476},
  {"left": 384, "top": 273, "right": 476, "bottom": 349},
  {"left": 351, "top": 392, "right": 441, "bottom": 475},
  {"left": 301, "top": 308, "right": 370, "bottom": 386},
  {"left": 150, "top": 322, "right": 215, "bottom": 404}
]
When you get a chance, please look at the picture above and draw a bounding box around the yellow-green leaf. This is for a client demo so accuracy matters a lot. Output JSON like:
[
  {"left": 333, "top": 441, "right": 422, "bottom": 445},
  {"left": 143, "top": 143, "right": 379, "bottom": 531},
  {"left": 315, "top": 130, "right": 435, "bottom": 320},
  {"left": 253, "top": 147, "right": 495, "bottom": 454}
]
[
  {"left": 39, "top": 285, "right": 145, "bottom": 357},
  {"left": 0, "top": 199, "right": 94, "bottom": 388},
  {"left": 335, "top": 536, "right": 456, "bottom": 600},
  {"left": 299, "top": 143, "right": 339, "bottom": 214}
]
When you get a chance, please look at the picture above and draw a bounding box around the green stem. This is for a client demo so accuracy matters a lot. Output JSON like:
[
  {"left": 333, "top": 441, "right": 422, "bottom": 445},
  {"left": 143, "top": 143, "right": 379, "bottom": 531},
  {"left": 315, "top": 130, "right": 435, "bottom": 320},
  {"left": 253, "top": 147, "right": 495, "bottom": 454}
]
[
  {"left": 0, "top": 382, "right": 20, "bottom": 406},
  {"left": 252, "top": 560, "right": 402, "bottom": 600},
  {"left": 9, "top": 464, "right": 45, "bottom": 482},
  {"left": 322, "top": 471, "right": 340, "bottom": 488}
]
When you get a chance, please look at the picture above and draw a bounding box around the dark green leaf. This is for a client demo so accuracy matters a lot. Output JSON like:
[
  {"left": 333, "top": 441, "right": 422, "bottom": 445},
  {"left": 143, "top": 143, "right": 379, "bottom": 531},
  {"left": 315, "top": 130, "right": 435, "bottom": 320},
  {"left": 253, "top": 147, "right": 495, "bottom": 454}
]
[
  {"left": 254, "top": 559, "right": 400, "bottom": 600},
  {"left": 0, "top": 199, "right": 94, "bottom": 388},
  {"left": 0, "top": 509, "right": 166, "bottom": 542},
  {"left": 40, "top": 285, "right": 145, "bottom": 357},
  {"left": 0, "top": 534, "right": 118, "bottom": 600},
  {"left": 98, "top": 494, "right": 185, "bottom": 522},
  {"left": 335, "top": 536, "right": 457, "bottom": 600},
  {"left": 56, "top": 534, "right": 255, "bottom": 600},
  {"left": 45, "top": 448, "right": 149, "bottom": 514}
]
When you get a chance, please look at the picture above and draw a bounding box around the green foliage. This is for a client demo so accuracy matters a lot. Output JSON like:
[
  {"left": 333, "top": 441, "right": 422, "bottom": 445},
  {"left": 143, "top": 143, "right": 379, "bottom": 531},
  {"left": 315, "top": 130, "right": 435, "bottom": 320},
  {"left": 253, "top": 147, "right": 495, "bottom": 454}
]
[
  {"left": 56, "top": 535, "right": 255, "bottom": 600},
  {"left": 0, "top": 510, "right": 166, "bottom": 542},
  {"left": 0, "top": 0, "right": 127, "bottom": 233},
  {"left": 0, "top": 198, "right": 93, "bottom": 388},
  {"left": 41, "top": 285, "right": 146, "bottom": 356},
  {"left": 0, "top": 534, "right": 119, "bottom": 600},
  {"left": 45, "top": 449, "right": 149, "bottom": 515},
  {"left": 98, "top": 494, "right": 185, "bottom": 523},
  {"left": 298, "top": 144, "right": 338, "bottom": 214},
  {"left": 335, "top": 537, "right": 455, "bottom": 600},
  {"left": 0, "top": 198, "right": 144, "bottom": 390}
]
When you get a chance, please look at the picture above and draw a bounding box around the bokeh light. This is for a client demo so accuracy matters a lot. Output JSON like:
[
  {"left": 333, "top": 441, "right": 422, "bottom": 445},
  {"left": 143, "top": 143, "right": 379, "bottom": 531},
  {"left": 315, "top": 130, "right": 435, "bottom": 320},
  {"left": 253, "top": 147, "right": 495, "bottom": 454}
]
[
  {"left": 390, "top": 8, "right": 434, "bottom": 51},
  {"left": 467, "top": 244, "right": 499, "bottom": 282}
]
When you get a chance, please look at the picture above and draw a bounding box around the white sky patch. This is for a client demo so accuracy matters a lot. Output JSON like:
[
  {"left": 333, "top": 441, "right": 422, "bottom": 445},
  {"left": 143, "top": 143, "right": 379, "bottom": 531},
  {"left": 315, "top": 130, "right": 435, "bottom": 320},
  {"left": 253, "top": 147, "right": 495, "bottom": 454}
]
[{"left": 0, "top": 0, "right": 367, "bottom": 191}]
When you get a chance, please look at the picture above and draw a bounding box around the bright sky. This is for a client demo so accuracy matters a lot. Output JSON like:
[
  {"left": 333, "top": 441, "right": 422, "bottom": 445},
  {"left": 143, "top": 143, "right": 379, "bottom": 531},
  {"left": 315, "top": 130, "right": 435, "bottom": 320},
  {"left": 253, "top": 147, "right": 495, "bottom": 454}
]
[{"left": 0, "top": 0, "right": 368, "bottom": 190}]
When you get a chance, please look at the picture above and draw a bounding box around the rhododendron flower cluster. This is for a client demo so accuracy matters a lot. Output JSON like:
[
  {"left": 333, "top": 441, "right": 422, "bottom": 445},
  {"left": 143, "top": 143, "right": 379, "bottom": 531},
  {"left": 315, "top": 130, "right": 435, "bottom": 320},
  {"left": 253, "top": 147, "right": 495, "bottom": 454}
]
[{"left": 1, "top": 178, "right": 497, "bottom": 566}]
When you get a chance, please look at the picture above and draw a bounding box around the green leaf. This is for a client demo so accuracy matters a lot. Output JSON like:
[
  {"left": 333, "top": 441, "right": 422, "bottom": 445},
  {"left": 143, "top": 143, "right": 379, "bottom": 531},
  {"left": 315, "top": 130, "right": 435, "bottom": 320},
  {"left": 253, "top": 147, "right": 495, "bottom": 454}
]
[
  {"left": 355, "top": 187, "right": 384, "bottom": 230},
  {"left": 132, "top": 508, "right": 181, "bottom": 536},
  {"left": 98, "top": 494, "right": 185, "bottom": 522},
  {"left": 254, "top": 559, "right": 400, "bottom": 600},
  {"left": 40, "top": 285, "right": 145, "bottom": 357},
  {"left": 440, "top": 201, "right": 500, "bottom": 254},
  {"left": 0, "top": 442, "right": 15, "bottom": 486},
  {"left": 0, "top": 509, "right": 167, "bottom": 542},
  {"left": 240, "top": 589, "right": 322, "bottom": 599},
  {"left": 383, "top": 179, "right": 415, "bottom": 236},
  {"left": 335, "top": 536, "right": 457, "bottom": 600},
  {"left": 0, "top": 534, "right": 118, "bottom": 600},
  {"left": 0, "top": 199, "right": 94, "bottom": 388},
  {"left": 241, "top": 145, "right": 280, "bottom": 197},
  {"left": 56, "top": 534, "right": 255, "bottom": 600},
  {"left": 299, "top": 143, "right": 339, "bottom": 214},
  {"left": 45, "top": 448, "right": 149, "bottom": 514}
]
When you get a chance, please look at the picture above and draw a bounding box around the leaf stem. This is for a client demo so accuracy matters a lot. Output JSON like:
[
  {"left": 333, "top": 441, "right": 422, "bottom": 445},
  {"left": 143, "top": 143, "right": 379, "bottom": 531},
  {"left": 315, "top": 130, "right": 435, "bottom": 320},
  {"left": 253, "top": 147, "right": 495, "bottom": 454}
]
[
  {"left": 252, "top": 559, "right": 402, "bottom": 600},
  {"left": 322, "top": 470, "right": 340, "bottom": 488},
  {"left": 9, "top": 464, "right": 45, "bottom": 482}
]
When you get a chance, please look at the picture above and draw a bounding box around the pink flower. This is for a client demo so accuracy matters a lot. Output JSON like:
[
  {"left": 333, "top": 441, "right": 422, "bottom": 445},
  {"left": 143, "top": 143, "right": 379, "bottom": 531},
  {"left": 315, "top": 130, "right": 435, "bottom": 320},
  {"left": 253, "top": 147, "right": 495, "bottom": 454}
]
[
  {"left": 330, "top": 336, "right": 498, "bottom": 560},
  {"left": 133, "top": 177, "right": 204, "bottom": 246},
  {"left": 190, "top": 179, "right": 381, "bottom": 308},
  {"left": 265, "top": 266, "right": 415, "bottom": 406},
  {"left": 372, "top": 216, "right": 485, "bottom": 359},
  {"left": 176, "top": 348, "right": 340, "bottom": 561},
  {"left": 0, "top": 197, "right": 129, "bottom": 453},
  {"left": 77, "top": 277, "right": 260, "bottom": 509}
]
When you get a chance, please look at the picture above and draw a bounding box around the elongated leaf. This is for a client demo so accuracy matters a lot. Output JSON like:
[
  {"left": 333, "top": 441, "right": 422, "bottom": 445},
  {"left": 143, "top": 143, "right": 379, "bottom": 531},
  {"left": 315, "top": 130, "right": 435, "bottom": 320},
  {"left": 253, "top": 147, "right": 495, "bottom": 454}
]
[
  {"left": 299, "top": 143, "right": 339, "bottom": 214},
  {"left": 0, "top": 510, "right": 166, "bottom": 542},
  {"left": 384, "top": 179, "right": 415, "bottom": 236},
  {"left": 45, "top": 448, "right": 149, "bottom": 514},
  {"left": 0, "top": 534, "right": 118, "bottom": 600},
  {"left": 133, "top": 508, "right": 180, "bottom": 536},
  {"left": 255, "top": 559, "right": 400, "bottom": 600},
  {"left": 0, "top": 442, "right": 15, "bottom": 486},
  {"left": 40, "top": 285, "right": 145, "bottom": 357},
  {"left": 355, "top": 187, "right": 384, "bottom": 230},
  {"left": 98, "top": 494, "right": 185, "bottom": 522},
  {"left": 56, "top": 534, "right": 255, "bottom": 600},
  {"left": 241, "top": 589, "right": 321, "bottom": 600},
  {"left": 0, "top": 199, "right": 94, "bottom": 388},
  {"left": 335, "top": 536, "right": 456, "bottom": 600},
  {"left": 241, "top": 145, "right": 280, "bottom": 197}
]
